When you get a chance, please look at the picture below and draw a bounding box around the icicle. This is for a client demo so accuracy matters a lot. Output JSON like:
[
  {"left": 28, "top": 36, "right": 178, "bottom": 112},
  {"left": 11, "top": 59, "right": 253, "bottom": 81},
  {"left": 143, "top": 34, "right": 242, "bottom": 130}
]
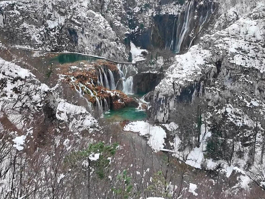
[
  {"left": 102, "top": 68, "right": 110, "bottom": 89},
  {"left": 108, "top": 69, "right": 116, "bottom": 90}
]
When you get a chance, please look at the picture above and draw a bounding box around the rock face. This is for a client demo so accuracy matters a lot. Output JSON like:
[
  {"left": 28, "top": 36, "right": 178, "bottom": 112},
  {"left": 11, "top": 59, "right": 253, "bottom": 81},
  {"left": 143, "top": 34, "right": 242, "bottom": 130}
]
[
  {"left": 0, "top": 0, "right": 216, "bottom": 60},
  {"left": 0, "top": 57, "right": 99, "bottom": 136},
  {"left": 133, "top": 72, "right": 164, "bottom": 94},
  {"left": 1, "top": 0, "right": 265, "bottom": 198},
  {"left": 0, "top": 0, "right": 127, "bottom": 60},
  {"left": 61, "top": 59, "right": 139, "bottom": 116},
  {"left": 149, "top": 1, "right": 265, "bottom": 189},
  {"left": 151, "top": 1, "right": 265, "bottom": 122}
]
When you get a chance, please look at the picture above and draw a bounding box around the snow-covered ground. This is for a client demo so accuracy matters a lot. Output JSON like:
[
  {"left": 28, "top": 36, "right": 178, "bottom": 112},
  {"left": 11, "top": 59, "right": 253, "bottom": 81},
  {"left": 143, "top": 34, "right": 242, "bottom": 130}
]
[
  {"left": 124, "top": 121, "right": 166, "bottom": 152},
  {"left": 130, "top": 42, "right": 148, "bottom": 63},
  {"left": 149, "top": 2, "right": 265, "bottom": 191}
]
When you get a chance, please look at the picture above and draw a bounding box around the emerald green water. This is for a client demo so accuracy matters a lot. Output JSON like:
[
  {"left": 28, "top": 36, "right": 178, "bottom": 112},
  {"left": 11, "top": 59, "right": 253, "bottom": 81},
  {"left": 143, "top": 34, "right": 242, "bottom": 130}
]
[
  {"left": 51, "top": 53, "right": 98, "bottom": 64},
  {"left": 104, "top": 107, "right": 146, "bottom": 121},
  {"left": 50, "top": 54, "right": 147, "bottom": 121}
]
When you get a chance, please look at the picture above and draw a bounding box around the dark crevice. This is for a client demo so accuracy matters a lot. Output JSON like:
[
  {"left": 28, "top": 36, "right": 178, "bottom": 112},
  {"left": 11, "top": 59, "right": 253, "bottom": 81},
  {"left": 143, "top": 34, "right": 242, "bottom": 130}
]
[{"left": 213, "top": 60, "right": 222, "bottom": 78}]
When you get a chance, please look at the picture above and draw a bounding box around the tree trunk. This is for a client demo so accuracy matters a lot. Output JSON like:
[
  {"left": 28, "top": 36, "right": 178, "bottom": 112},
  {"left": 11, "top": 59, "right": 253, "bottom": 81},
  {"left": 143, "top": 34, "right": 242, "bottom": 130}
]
[
  {"left": 252, "top": 120, "right": 258, "bottom": 164},
  {"left": 87, "top": 158, "right": 91, "bottom": 199},
  {"left": 260, "top": 133, "right": 265, "bottom": 164}
]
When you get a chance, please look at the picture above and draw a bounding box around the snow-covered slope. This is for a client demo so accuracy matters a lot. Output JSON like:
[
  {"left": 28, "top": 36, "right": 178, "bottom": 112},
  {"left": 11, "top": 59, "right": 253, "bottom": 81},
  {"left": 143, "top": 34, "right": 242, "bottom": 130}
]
[
  {"left": 150, "top": 2, "right": 265, "bottom": 190},
  {"left": 152, "top": 2, "right": 265, "bottom": 122},
  {"left": 0, "top": 57, "right": 98, "bottom": 134},
  {"left": 0, "top": 0, "right": 127, "bottom": 60}
]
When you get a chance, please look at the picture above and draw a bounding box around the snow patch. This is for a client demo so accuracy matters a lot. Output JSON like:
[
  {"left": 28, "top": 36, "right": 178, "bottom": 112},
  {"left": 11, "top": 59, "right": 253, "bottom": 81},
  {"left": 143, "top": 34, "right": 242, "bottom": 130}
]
[
  {"left": 186, "top": 147, "right": 204, "bottom": 169},
  {"left": 124, "top": 121, "right": 166, "bottom": 152},
  {"left": 13, "top": 135, "right": 26, "bottom": 151},
  {"left": 130, "top": 42, "right": 148, "bottom": 63},
  {"left": 188, "top": 183, "right": 198, "bottom": 196},
  {"left": 89, "top": 153, "right": 100, "bottom": 161},
  {"left": 162, "top": 122, "right": 178, "bottom": 132}
]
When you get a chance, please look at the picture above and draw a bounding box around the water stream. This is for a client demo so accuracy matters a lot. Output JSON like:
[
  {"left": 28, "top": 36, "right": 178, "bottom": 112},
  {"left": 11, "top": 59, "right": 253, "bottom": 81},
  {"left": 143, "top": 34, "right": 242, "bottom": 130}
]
[
  {"left": 52, "top": 53, "right": 144, "bottom": 121},
  {"left": 104, "top": 107, "right": 146, "bottom": 121}
]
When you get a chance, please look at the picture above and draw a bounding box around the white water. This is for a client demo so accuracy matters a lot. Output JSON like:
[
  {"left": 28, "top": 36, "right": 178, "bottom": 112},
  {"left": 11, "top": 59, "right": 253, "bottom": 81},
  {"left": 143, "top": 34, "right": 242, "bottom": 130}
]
[
  {"left": 175, "top": 1, "right": 193, "bottom": 53},
  {"left": 117, "top": 64, "right": 125, "bottom": 77},
  {"left": 117, "top": 64, "right": 136, "bottom": 95},
  {"left": 108, "top": 69, "right": 116, "bottom": 90},
  {"left": 169, "top": 17, "right": 177, "bottom": 50},
  {"left": 95, "top": 97, "right": 103, "bottom": 117},
  {"left": 123, "top": 76, "right": 134, "bottom": 94},
  {"left": 72, "top": 83, "right": 92, "bottom": 111},
  {"left": 85, "top": 87, "right": 94, "bottom": 96},
  {"left": 102, "top": 68, "right": 110, "bottom": 89},
  {"left": 103, "top": 98, "right": 109, "bottom": 111},
  {"left": 98, "top": 68, "right": 104, "bottom": 86},
  {"left": 188, "top": 2, "right": 211, "bottom": 49}
]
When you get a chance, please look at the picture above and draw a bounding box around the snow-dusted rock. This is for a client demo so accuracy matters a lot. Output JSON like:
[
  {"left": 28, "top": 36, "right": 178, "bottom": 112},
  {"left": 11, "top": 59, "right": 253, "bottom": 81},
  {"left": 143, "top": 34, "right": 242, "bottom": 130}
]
[
  {"left": 149, "top": 2, "right": 265, "bottom": 189},
  {"left": 0, "top": 57, "right": 98, "bottom": 135}
]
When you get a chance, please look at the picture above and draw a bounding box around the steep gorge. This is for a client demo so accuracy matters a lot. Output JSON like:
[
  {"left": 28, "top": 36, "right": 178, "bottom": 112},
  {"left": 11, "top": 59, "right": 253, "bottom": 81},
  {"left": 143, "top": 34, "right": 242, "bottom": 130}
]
[{"left": 0, "top": 0, "right": 265, "bottom": 198}]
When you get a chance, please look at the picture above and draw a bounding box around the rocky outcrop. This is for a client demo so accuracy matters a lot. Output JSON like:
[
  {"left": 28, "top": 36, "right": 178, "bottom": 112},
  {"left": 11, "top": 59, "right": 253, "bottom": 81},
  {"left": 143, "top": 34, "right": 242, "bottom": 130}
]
[
  {"left": 149, "top": 2, "right": 265, "bottom": 188},
  {"left": 0, "top": 0, "right": 218, "bottom": 62},
  {"left": 0, "top": 57, "right": 99, "bottom": 136},
  {"left": 133, "top": 72, "right": 164, "bottom": 94},
  {"left": 62, "top": 60, "right": 139, "bottom": 115},
  {"left": 151, "top": 3, "right": 265, "bottom": 122},
  {"left": 0, "top": 0, "right": 127, "bottom": 60}
]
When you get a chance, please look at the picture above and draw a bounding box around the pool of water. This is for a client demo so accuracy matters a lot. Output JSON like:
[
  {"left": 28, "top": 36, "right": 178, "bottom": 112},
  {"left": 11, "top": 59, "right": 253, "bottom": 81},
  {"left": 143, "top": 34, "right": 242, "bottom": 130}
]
[
  {"left": 104, "top": 107, "right": 147, "bottom": 122},
  {"left": 51, "top": 53, "right": 98, "bottom": 64}
]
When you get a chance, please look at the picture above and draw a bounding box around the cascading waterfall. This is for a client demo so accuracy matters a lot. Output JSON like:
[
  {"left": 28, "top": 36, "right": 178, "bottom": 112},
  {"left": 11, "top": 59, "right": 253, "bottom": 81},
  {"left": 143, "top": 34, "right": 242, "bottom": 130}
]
[
  {"left": 117, "top": 64, "right": 124, "bottom": 78},
  {"left": 102, "top": 68, "right": 110, "bottom": 89},
  {"left": 169, "top": 17, "right": 177, "bottom": 50},
  {"left": 95, "top": 96, "right": 103, "bottom": 117},
  {"left": 108, "top": 69, "right": 116, "bottom": 90},
  {"left": 169, "top": 0, "right": 215, "bottom": 52},
  {"left": 188, "top": 5, "right": 210, "bottom": 48},
  {"left": 117, "top": 64, "right": 137, "bottom": 95},
  {"left": 98, "top": 68, "right": 104, "bottom": 86},
  {"left": 123, "top": 76, "right": 134, "bottom": 94},
  {"left": 103, "top": 98, "right": 109, "bottom": 111},
  {"left": 72, "top": 83, "right": 92, "bottom": 111},
  {"left": 85, "top": 87, "right": 94, "bottom": 96},
  {"left": 175, "top": 1, "right": 194, "bottom": 53},
  {"left": 97, "top": 67, "right": 113, "bottom": 90}
]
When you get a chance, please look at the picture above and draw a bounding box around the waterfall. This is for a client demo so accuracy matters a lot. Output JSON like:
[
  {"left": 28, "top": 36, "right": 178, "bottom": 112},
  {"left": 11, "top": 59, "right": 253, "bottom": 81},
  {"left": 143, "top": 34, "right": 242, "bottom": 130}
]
[
  {"left": 108, "top": 69, "right": 116, "bottom": 90},
  {"left": 95, "top": 97, "right": 103, "bottom": 117},
  {"left": 72, "top": 84, "right": 92, "bottom": 111},
  {"left": 188, "top": 2, "right": 211, "bottom": 49},
  {"left": 123, "top": 76, "right": 134, "bottom": 94},
  {"left": 98, "top": 68, "right": 104, "bottom": 86},
  {"left": 85, "top": 87, "right": 94, "bottom": 96},
  {"left": 116, "top": 64, "right": 136, "bottom": 94},
  {"left": 117, "top": 64, "right": 124, "bottom": 78},
  {"left": 169, "top": 17, "right": 177, "bottom": 50},
  {"left": 102, "top": 68, "right": 110, "bottom": 89},
  {"left": 103, "top": 98, "right": 109, "bottom": 111},
  {"left": 198, "top": 3, "right": 210, "bottom": 33},
  {"left": 175, "top": 1, "right": 194, "bottom": 53}
]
